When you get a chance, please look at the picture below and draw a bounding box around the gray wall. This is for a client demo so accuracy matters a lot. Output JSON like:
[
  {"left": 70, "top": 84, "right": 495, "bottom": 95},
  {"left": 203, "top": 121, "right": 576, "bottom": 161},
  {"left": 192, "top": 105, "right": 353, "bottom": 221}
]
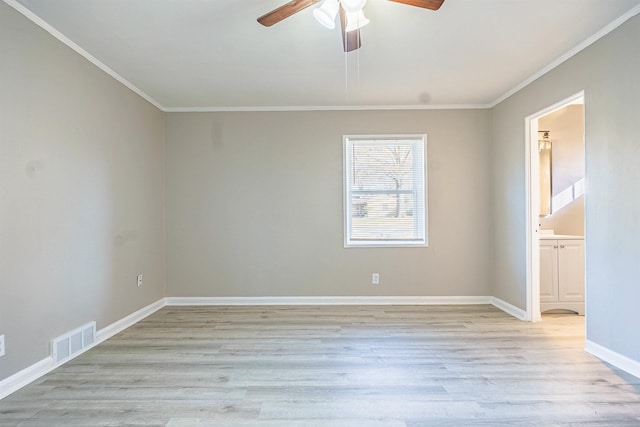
[
  {"left": 0, "top": 3, "right": 165, "bottom": 380},
  {"left": 491, "top": 16, "right": 640, "bottom": 361},
  {"left": 165, "top": 110, "right": 492, "bottom": 298}
]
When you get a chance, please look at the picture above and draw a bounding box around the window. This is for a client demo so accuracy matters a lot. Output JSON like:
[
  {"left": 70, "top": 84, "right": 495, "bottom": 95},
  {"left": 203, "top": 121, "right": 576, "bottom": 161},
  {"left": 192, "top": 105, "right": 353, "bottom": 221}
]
[{"left": 343, "top": 135, "right": 427, "bottom": 247}]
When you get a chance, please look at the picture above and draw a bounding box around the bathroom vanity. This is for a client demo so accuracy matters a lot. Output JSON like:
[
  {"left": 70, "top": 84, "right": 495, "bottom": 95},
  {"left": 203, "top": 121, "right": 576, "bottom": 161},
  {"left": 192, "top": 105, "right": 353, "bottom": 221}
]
[{"left": 539, "top": 234, "right": 585, "bottom": 315}]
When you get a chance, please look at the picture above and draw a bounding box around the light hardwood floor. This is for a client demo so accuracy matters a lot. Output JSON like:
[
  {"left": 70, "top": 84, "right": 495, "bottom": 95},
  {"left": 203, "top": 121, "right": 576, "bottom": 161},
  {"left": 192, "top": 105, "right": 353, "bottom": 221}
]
[{"left": 1, "top": 305, "right": 640, "bottom": 426}]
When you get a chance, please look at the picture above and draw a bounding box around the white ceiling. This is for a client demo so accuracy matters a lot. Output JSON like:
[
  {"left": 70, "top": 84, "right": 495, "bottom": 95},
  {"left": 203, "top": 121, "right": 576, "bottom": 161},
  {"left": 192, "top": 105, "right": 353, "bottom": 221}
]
[{"left": 9, "top": 0, "right": 640, "bottom": 110}]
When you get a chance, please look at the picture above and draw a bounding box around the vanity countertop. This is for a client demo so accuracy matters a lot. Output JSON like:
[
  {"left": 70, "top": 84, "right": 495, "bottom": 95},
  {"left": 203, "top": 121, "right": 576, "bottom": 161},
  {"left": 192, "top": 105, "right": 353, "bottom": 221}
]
[{"left": 539, "top": 234, "right": 584, "bottom": 240}]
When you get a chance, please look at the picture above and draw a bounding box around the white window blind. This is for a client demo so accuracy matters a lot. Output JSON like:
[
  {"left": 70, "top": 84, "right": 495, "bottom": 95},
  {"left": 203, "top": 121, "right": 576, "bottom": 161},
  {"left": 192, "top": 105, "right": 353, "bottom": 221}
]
[{"left": 343, "top": 135, "right": 427, "bottom": 247}]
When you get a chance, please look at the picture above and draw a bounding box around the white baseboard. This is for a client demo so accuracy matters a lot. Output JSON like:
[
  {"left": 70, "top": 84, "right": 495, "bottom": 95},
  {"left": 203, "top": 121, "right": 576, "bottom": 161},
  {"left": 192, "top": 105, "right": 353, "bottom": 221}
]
[
  {"left": 585, "top": 340, "right": 640, "bottom": 380},
  {"left": 165, "top": 295, "right": 493, "bottom": 306},
  {"left": 95, "top": 298, "right": 166, "bottom": 344},
  {"left": 0, "top": 357, "right": 53, "bottom": 400},
  {"left": 0, "top": 298, "right": 166, "bottom": 401},
  {"left": 490, "top": 297, "right": 528, "bottom": 320},
  {"left": 166, "top": 296, "right": 527, "bottom": 322}
]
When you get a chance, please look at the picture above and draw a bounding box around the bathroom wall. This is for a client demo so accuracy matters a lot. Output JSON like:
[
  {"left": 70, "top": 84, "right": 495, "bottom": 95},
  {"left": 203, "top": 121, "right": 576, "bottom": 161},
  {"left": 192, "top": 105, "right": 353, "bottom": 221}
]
[{"left": 539, "top": 104, "right": 585, "bottom": 236}]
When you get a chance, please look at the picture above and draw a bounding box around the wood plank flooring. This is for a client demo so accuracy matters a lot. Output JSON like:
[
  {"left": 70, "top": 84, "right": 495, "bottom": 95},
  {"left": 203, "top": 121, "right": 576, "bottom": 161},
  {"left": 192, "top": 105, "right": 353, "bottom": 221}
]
[{"left": 1, "top": 305, "right": 640, "bottom": 426}]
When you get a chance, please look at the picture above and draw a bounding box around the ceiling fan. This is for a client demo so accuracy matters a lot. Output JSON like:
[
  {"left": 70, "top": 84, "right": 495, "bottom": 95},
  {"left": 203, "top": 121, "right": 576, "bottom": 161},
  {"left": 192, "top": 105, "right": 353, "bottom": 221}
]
[{"left": 257, "top": 0, "right": 445, "bottom": 52}]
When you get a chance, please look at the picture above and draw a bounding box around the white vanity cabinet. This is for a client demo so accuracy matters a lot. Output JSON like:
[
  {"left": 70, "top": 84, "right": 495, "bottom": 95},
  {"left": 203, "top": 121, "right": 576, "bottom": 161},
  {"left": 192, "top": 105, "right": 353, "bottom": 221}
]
[{"left": 540, "top": 236, "right": 585, "bottom": 315}]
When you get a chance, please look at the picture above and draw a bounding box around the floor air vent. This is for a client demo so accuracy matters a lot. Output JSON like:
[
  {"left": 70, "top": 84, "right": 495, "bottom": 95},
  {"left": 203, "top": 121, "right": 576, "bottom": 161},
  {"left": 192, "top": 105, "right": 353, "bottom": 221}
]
[{"left": 51, "top": 321, "right": 96, "bottom": 364}]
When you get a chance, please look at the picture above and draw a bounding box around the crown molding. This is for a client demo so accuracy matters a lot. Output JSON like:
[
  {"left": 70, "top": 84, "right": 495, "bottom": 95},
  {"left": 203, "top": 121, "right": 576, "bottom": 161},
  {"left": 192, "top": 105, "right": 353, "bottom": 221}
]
[
  {"left": 163, "top": 104, "right": 491, "bottom": 113},
  {"left": 488, "top": 3, "right": 640, "bottom": 108},
  {"left": 3, "top": 0, "right": 164, "bottom": 111}
]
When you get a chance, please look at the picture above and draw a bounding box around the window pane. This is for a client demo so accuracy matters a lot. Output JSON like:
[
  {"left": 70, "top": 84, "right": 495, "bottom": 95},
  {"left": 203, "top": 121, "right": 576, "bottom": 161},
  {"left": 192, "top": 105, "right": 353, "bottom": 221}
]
[
  {"left": 351, "top": 192, "right": 416, "bottom": 240},
  {"left": 351, "top": 144, "right": 415, "bottom": 191},
  {"left": 344, "top": 135, "right": 427, "bottom": 247}
]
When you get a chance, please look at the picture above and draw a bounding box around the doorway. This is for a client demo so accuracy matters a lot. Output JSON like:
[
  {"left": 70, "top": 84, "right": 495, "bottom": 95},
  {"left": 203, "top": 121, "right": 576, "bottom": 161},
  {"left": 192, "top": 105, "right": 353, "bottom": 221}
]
[{"left": 525, "top": 91, "right": 585, "bottom": 321}]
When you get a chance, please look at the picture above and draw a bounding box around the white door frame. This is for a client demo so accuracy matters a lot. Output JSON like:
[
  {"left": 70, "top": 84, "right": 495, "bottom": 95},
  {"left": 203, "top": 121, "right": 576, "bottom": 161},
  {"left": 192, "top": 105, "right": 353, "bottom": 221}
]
[{"left": 524, "top": 90, "right": 584, "bottom": 322}]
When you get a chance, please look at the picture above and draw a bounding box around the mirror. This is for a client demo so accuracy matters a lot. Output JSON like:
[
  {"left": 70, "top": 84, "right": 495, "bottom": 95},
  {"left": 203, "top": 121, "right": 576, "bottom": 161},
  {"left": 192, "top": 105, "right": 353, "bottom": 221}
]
[{"left": 539, "top": 131, "right": 552, "bottom": 217}]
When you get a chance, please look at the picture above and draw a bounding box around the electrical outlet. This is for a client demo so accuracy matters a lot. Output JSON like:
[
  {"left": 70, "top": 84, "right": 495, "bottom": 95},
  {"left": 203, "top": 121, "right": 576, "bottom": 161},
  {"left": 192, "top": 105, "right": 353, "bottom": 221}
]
[
  {"left": 137, "top": 274, "right": 143, "bottom": 287},
  {"left": 0, "top": 335, "right": 5, "bottom": 357},
  {"left": 372, "top": 273, "right": 380, "bottom": 285}
]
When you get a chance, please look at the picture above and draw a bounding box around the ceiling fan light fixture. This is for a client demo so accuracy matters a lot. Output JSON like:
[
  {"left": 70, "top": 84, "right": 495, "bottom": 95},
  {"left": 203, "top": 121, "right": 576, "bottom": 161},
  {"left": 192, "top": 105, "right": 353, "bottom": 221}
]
[
  {"left": 313, "top": 0, "right": 339, "bottom": 29},
  {"left": 341, "top": 0, "right": 367, "bottom": 13},
  {"left": 345, "top": 9, "right": 370, "bottom": 32},
  {"left": 257, "top": 0, "right": 446, "bottom": 52}
]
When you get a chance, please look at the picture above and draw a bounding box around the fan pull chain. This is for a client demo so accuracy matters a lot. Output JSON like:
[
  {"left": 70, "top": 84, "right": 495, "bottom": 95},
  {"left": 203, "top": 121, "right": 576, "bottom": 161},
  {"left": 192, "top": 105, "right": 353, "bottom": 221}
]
[
  {"left": 357, "top": 41, "right": 360, "bottom": 93},
  {"left": 344, "top": 49, "right": 349, "bottom": 101},
  {"left": 344, "top": 46, "right": 362, "bottom": 102}
]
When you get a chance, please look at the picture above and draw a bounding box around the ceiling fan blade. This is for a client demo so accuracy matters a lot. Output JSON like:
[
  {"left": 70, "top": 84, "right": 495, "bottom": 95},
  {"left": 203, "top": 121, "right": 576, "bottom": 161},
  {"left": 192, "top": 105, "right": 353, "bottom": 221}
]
[
  {"left": 339, "top": 6, "right": 362, "bottom": 52},
  {"left": 257, "top": 0, "right": 321, "bottom": 27},
  {"left": 387, "top": 0, "right": 445, "bottom": 10}
]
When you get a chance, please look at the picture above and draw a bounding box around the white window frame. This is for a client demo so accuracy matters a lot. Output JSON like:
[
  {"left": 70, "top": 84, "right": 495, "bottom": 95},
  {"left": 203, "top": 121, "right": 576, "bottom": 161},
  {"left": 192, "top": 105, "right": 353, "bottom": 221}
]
[{"left": 343, "top": 134, "right": 428, "bottom": 248}]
